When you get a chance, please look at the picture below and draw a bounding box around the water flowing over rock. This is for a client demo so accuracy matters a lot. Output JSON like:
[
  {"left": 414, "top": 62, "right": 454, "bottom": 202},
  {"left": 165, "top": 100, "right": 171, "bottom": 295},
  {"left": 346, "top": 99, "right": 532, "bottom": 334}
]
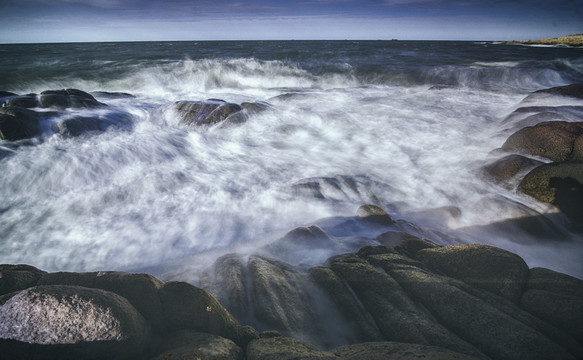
[{"left": 0, "top": 107, "right": 41, "bottom": 141}]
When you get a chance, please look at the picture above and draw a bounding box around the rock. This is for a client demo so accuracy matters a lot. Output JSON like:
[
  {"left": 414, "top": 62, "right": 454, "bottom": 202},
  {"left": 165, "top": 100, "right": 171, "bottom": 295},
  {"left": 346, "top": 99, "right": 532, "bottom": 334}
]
[
  {"left": 261, "top": 225, "right": 338, "bottom": 264},
  {"left": 0, "top": 264, "right": 46, "bottom": 296},
  {"left": 356, "top": 204, "right": 394, "bottom": 225},
  {"left": 40, "top": 89, "right": 104, "bottom": 109},
  {"left": 200, "top": 254, "right": 249, "bottom": 319},
  {"left": 52, "top": 116, "right": 103, "bottom": 137},
  {"left": 91, "top": 91, "right": 136, "bottom": 100},
  {"left": 530, "top": 84, "right": 583, "bottom": 100},
  {"left": 382, "top": 260, "right": 576, "bottom": 360},
  {"left": 0, "top": 285, "right": 149, "bottom": 360},
  {"left": 416, "top": 244, "right": 529, "bottom": 304},
  {"left": 158, "top": 281, "right": 255, "bottom": 348},
  {"left": 519, "top": 162, "right": 583, "bottom": 203},
  {"left": 5, "top": 95, "right": 39, "bottom": 108},
  {"left": 172, "top": 100, "right": 243, "bottom": 126},
  {"left": 150, "top": 330, "right": 243, "bottom": 360},
  {"left": 246, "top": 336, "right": 337, "bottom": 360},
  {"left": 0, "top": 107, "right": 41, "bottom": 141},
  {"left": 525, "top": 267, "right": 583, "bottom": 299},
  {"left": 291, "top": 175, "right": 380, "bottom": 204},
  {"left": 482, "top": 154, "right": 544, "bottom": 182},
  {"left": 333, "top": 341, "right": 484, "bottom": 360},
  {"left": 308, "top": 266, "right": 383, "bottom": 343},
  {"left": 521, "top": 289, "right": 583, "bottom": 343},
  {"left": 392, "top": 234, "right": 439, "bottom": 258},
  {"left": 501, "top": 121, "right": 583, "bottom": 162},
  {"left": 38, "top": 271, "right": 99, "bottom": 288},
  {"left": 549, "top": 176, "right": 583, "bottom": 223},
  {"left": 329, "top": 255, "right": 483, "bottom": 358},
  {"left": 247, "top": 255, "right": 319, "bottom": 340}
]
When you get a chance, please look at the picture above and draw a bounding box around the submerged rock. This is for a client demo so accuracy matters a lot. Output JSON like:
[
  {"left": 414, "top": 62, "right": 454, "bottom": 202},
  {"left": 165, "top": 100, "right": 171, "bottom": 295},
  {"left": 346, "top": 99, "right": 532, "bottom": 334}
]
[
  {"left": 172, "top": 100, "right": 243, "bottom": 126},
  {"left": 482, "top": 154, "right": 543, "bottom": 183},
  {"left": 529, "top": 83, "right": 583, "bottom": 100}
]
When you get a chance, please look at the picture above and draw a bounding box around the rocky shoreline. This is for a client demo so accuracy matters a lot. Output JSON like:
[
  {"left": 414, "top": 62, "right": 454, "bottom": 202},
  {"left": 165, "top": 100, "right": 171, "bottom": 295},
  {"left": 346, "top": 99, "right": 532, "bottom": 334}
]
[
  {"left": 504, "top": 33, "right": 583, "bottom": 47},
  {"left": 2, "top": 83, "right": 583, "bottom": 359},
  {"left": 1, "top": 222, "right": 582, "bottom": 359}
]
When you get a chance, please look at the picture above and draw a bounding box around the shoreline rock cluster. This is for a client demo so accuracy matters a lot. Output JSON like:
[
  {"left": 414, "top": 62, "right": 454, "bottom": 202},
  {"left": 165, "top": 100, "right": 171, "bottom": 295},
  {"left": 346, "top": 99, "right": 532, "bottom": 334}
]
[
  {"left": 504, "top": 33, "right": 583, "bottom": 47},
  {"left": 482, "top": 83, "right": 583, "bottom": 225},
  {"left": 1, "top": 208, "right": 582, "bottom": 359}
]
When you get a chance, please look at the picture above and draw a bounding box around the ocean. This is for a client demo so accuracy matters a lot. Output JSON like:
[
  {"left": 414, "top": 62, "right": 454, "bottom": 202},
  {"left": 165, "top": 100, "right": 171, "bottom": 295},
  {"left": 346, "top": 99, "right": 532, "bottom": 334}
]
[{"left": 1, "top": 40, "right": 582, "bottom": 279}]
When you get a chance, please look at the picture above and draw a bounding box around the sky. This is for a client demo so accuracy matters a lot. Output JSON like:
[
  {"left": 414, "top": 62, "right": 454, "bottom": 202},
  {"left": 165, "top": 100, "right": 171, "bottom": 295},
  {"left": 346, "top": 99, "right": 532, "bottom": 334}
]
[{"left": 0, "top": 0, "right": 581, "bottom": 43}]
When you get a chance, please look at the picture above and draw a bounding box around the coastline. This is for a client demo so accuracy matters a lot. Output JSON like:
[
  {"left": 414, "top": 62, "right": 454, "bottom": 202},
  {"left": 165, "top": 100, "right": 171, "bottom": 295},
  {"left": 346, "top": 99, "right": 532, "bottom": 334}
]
[{"left": 504, "top": 33, "right": 583, "bottom": 47}]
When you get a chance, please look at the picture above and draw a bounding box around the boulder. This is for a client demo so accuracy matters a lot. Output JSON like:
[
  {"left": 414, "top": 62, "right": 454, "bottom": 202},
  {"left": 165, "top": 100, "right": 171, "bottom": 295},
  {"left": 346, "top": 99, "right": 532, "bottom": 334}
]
[
  {"left": 383, "top": 261, "right": 576, "bottom": 360},
  {"left": 519, "top": 162, "right": 583, "bottom": 203},
  {"left": 0, "top": 264, "right": 46, "bottom": 296},
  {"left": 525, "top": 267, "right": 583, "bottom": 299},
  {"left": 261, "top": 225, "right": 338, "bottom": 264},
  {"left": 172, "top": 100, "right": 243, "bottom": 126},
  {"left": 246, "top": 336, "right": 337, "bottom": 360},
  {"left": 0, "top": 107, "right": 41, "bottom": 141},
  {"left": 529, "top": 84, "right": 583, "bottom": 100},
  {"left": 158, "top": 281, "right": 256, "bottom": 348},
  {"left": 247, "top": 255, "right": 319, "bottom": 339},
  {"left": 356, "top": 204, "right": 394, "bottom": 225},
  {"left": 482, "top": 154, "right": 543, "bottom": 182},
  {"left": 40, "top": 89, "right": 104, "bottom": 109},
  {"left": 501, "top": 121, "right": 583, "bottom": 162},
  {"left": 5, "top": 95, "right": 39, "bottom": 108},
  {"left": 0, "top": 285, "right": 149, "bottom": 360},
  {"left": 200, "top": 254, "right": 249, "bottom": 319},
  {"left": 416, "top": 244, "right": 529, "bottom": 304},
  {"left": 150, "top": 330, "right": 243, "bottom": 360},
  {"left": 52, "top": 116, "right": 103, "bottom": 137},
  {"left": 329, "top": 255, "right": 482, "bottom": 358},
  {"left": 549, "top": 176, "right": 583, "bottom": 223},
  {"left": 333, "top": 341, "right": 483, "bottom": 360}
]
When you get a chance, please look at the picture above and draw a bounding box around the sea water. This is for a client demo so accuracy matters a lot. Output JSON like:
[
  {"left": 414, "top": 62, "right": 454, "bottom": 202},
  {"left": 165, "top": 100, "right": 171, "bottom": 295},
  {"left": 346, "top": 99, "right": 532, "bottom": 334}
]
[{"left": 1, "top": 41, "right": 582, "bottom": 278}]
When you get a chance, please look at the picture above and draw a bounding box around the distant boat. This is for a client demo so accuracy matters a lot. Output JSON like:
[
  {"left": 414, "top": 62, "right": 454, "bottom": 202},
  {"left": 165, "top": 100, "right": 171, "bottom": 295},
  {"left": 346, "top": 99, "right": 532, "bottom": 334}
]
[{"left": 391, "top": 38, "right": 398, "bottom": 41}]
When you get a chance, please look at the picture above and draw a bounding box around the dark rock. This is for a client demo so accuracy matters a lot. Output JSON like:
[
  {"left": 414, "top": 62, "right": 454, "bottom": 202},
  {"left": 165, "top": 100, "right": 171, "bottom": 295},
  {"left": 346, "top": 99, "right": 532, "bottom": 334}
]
[
  {"left": 329, "top": 256, "right": 483, "bottom": 358},
  {"left": 525, "top": 267, "right": 583, "bottom": 299},
  {"left": 333, "top": 341, "right": 484, "bottom": 360},
  {"left": 291, "top": 175, "right": 380, "bottom": 204},
  {"left": 393, "top": 234, "right": 439, "bottom": 258},
  {"left": 248, "top": 255, "right": 319, "bottom": 339},
  {"left": 91, "top": 91, "right": 136, "bottom": 100},
  {"left": 549, "top": 176, "right": 583, "bottom": 223},
  {"left": 530, "top": 83, "right": 583, "bottom": 100},
  {"left": 5, "top": 95, "right": 39, "bottom": 108},
  {"left": 308, "top": 266, "right": 383, "bottom": 343},
  {"left": 383, "top": 260, "right": 576, "bottom": 360},
  {"left": 241, "top": 101, "right": 272, "bottom": 114},
  {"left": 0, "top": 264, "right": 46, "bottom": 296},
  {"left": 261, "top": 225, "right": 338, "bottom": 264},
  {"left": 158, "top": 281, "right": 255, "bottom": 348},
  {"left": 0, "top": 285, "right": 149, "bottom": 360},
  {"left": 40, "top": 89, "right": 104, "bottom": 109},
  {"left": 38, "top": 271, "right": 98, "bottom": 288},
  {"left": 150, "top": 330, "right": 243, "bottom": 360},
  {"left": 416, "top": 244, "right": 529, "bottom": 304},
  {"left": 173, "top": 100, "right": 243, "bottom": 126},
  {"left": 356, "top": 204, "right": 394, "bottom": 225},
  {"left": 519, "top": 162, "right": 583, "bottom": 203},
  {"left": 501, "top": 121, "right": 583, "bottom": 162},
  {"left": 52, "top": 116, "right": 103, "bottom": 137},
  {"left": 246, "top": 336, "right": 337, "bottom": 360},
  {"left": 200, "top": 254, "right": 249, "bottom": 319},
  {"left": 482, "top": 154, "right": 544, "bottom": 182},
  {"left": 0, "top": 91, "right": 17, "bottom": 98},
  {"left": 521, "top": 289, "right": 583, "bottom": 343},
  {"left": 0, "top": 107, "right": 41, "bottom": 141}
]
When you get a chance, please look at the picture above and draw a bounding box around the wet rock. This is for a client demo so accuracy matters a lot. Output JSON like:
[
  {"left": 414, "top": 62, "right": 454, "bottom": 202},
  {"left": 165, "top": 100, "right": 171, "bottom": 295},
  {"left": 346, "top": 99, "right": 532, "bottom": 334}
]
[
  {"left": 382, "top": 260, "right": 575, "bottom": 360},
  {"left": 392, "top": 233, "right": 439, "bottom": 258},
  {"left": 52, "top": 116, "right": 103, "bottom": 137},
  {"left": 333, "top": 341, "right": 484, "bottom": 360},
  {"left": 0, "top": 285, "right": 149, "bottom": 360},
  {"left": 482, "top": 154, "right": 544, "bottom": 183},
  {"left": 356, "top": 204, "right": 394, "bottom": 225},
  {"left": 150, "top": 330, "right": 243, "bottom": 360},
  {"left": 519, "top": 162, "right": 583, "bottom": 203},
  {"left": 291, "top": 175, "right": 380, "bottom": 204},
  {"left": 261, "top": 225, "right": 338, "bottom": 264},
  {"left": 40, "top": 89, "right": 104, "bottom": 109},
  {"left": 308, "top": 266, "right": 383, "bottom": 343},
  {"left": 248, "top": 255, "right": 319, "bottom": 339},
  {"left": 329, "top": 255, "right": 482, "bottom": 358},
  {"left": 0, "top": 107, "right": 41, "bottom": 141},
  {"left": 246, "top": 336, "right": 337, "bottom": 360},
  {"left": 158, "top": 281, "right": 256, "bottom": 348},
  {"left": 91, "top": 91, "right": 136, "bottom": 100},
  {"left": 172, "top": 100, "right": 243, "bottom": 126},
  {"left": 549, "top": 176, "right": 583, "bottom": 224},
  {"left": 0, "top": 264, "right": 46, "bottom": 296},
  {"left": 529, "top": 83, "right": 583, "bottom": 100},
  {"left": 5, "top": 94, "right": 39, "bottom": 108},
  {"left": 501, "top": 121, "right": 583, "bottom": 162},
  {"left": 525, "top": 267, "right": 583, "bottom": 299},
  {"left": 200, "top": 254, "right": 249, "bottom": 319},
  {"left": 416, "top": 244, "right": 529, "bottom": 304}
]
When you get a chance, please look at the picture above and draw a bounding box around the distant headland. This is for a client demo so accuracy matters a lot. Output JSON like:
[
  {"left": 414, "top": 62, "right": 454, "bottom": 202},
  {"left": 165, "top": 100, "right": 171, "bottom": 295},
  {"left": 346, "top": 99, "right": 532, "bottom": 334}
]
[{"left": 505, "top": 33, "right": 583, "bottom": 47}]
